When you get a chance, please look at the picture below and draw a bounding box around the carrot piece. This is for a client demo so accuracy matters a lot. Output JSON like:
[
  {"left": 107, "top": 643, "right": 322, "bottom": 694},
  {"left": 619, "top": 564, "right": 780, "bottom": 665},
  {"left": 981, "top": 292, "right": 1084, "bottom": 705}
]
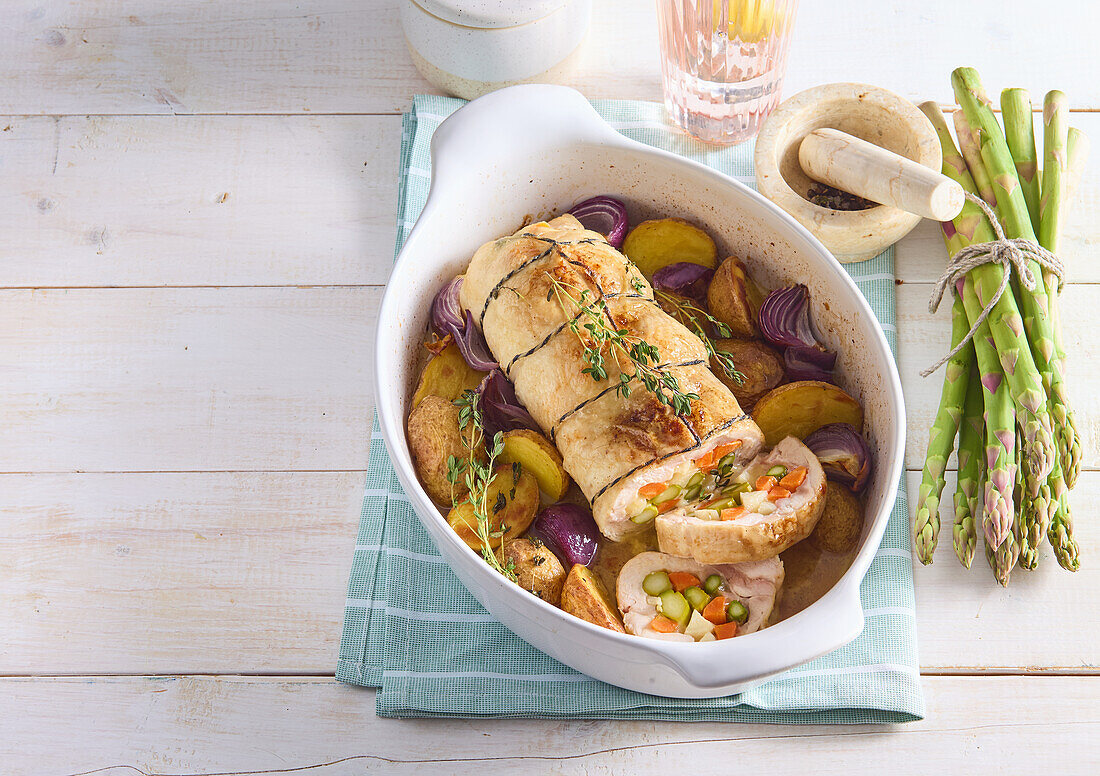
[
  {"left": 656, "top": 499, "right": 680, "bottom": 514},
  {"left": 767, "top": 487, "right": 791, "bottom": 502},
  {"left": 638, "top": 482, "right": 667, "bottom": 499},
  {"left": 779, "top": 466, "right": 808, "bottom": 490},
  {"left": 720, "top": 507, "right": 748, "bottom": 521},
  {"left": 694, "top": 451, "right": 716, "bottom": 471},
  {"left": 702, "top": 595, "right": 728, "bottom": 625},
  {"left": 667, "top": 571, "right": 702, "bottom": 592},
  {"left": 649, "top": 615, "right": 679, "bottom": 634},
  {"left": 755, "top": 475, "right": 778, "bottom": 491},
  {"left": 714, "top": 621, "right": 740, "bottom": 640},
  {"left": 712, "top": 440, "right": 743, "bottom": 459}
]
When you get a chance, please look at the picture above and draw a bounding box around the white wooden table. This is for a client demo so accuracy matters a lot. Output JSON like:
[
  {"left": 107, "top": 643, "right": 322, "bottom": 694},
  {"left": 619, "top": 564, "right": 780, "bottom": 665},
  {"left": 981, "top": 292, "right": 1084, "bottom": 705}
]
[{"left": 2, "top": 1, "right": 1097, "bottom": 772}]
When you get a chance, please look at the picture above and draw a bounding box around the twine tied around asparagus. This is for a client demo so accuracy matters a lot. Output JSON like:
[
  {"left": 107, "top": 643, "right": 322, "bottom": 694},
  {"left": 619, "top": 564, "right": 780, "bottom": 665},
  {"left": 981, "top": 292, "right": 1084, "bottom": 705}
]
[{"left": 921, "top": 192, "right": 1065, "bottom": 378}]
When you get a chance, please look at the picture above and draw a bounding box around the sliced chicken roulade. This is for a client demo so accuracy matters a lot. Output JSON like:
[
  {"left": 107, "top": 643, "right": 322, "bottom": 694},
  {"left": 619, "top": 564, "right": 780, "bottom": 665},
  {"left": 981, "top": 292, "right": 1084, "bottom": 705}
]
[
  {"left": 616, "top": 551, "right": 784, "bottom": 643},
  {"left": 656, "top": 436, "right": 827, "bottom": 565}
]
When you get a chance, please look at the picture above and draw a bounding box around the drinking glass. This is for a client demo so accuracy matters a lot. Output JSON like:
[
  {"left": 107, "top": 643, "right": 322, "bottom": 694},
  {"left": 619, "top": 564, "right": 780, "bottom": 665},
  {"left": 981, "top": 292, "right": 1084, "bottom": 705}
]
[{"left": 656, "top": 0, "right": 800, "bottom": 145}]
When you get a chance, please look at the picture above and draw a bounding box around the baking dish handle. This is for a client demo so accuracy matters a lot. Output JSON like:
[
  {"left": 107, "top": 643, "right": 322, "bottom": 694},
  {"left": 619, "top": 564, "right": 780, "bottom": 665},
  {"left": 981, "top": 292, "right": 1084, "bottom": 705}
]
[
  {"left": 428, "top": 84, "right": 626, "bottom": 185},
  {"left": 655, "top": 585, "right": 867, "bottom": 690}
]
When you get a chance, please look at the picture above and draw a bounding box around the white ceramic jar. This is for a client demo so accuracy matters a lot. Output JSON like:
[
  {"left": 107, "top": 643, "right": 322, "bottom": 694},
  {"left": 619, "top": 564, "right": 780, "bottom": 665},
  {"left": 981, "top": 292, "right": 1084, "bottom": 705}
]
[{"left": 401, "top": 0, "right": 592, "bottom": 100}]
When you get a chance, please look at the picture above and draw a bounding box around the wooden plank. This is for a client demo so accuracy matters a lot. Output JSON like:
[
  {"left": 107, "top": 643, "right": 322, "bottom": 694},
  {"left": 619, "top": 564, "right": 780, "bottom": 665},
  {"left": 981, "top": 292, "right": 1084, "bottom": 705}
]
[
  {"left": 1, "top": 470, "right": 1095, "bottom": 675},
  {"left": 0, "top": 0, "right": 430, "bottom": 116},
  {"left": 0, "top": 472, "right": 364, "bottom": 675},
  {"left": 0, "top": 115, "right": 398, "bottom": 287},
  {"left": 1, "top": 675, "right": 1096, "bottom": 775},
  {"left": 0, "top": 1, "right": 1098, "bottom": 115},
  {"left": 1, "top": 283, "right": 1095, "bottom": 474},
  {"left": 0, "top": 287, "right": 379, "bottom": 472},
  {"left": 2, "top": 112, "right": 1094, "bottom": 287}
]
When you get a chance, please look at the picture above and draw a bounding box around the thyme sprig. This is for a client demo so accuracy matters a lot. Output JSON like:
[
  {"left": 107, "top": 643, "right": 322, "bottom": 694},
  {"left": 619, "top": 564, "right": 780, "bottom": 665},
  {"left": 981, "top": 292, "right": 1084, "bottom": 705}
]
[
  {"left": 446, "top": 389, "right": 517, "bottom": 581},
  {"left": 654, "top": 289, "right": 746, "bottom": 385},
  {"left": 545, "top": 273, "right": 700, "bottom": 417}
]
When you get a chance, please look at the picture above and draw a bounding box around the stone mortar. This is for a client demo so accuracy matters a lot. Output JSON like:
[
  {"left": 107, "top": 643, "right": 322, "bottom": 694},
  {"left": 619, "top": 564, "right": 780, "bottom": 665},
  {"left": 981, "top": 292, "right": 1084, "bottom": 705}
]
[{"left": 754, "top": 83, "right": 941, "bottom": 263}]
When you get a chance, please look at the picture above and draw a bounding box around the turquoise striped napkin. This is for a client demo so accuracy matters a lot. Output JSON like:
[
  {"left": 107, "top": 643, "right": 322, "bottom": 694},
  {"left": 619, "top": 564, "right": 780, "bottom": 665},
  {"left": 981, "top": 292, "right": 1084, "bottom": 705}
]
[{"left": 337, "top": 95, "right": 924, "bottom": 722}]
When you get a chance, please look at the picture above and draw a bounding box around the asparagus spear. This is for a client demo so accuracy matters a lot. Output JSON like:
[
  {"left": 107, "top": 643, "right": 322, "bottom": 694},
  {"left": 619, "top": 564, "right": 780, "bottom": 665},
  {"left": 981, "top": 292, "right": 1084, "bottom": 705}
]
[
  {"left": 984, "top": 491, "right": 1021, "bottom": 587},
  {"left": 1049, "top": 482, "right": 1080, "bottom": 571},
  {"left": 952, "top": 67, "right": 1078, "bottom": 490},
  {"left": 1036, "top": 91, "right": 1081, "bottom": 487},
  {"left": 914, "top": 296, "right": 973, "bottom": 564},
  {"left": 1065, "top": 126, "right": 1090, "bottom": 203},
  {"left": 1001, "top": 89, "right": 1042, "bottom": 233},
  {"left": 1039, "top": 91, "right": 1069, "bottom": 255},
  {"left": 965, "top": 276, "right": 1017, "bottom": 551},
  {"left": 1016, "top": 438, "right": 1045, "bottom": 571},
  {"left": 921, "top": 100, "right": 1055, "bottom": 488},
  {"left": 990, "top": 427, "right": 1025, "bottom": 584},
  {"left": 953, "top": 110, "right": 999, "bottom": 208},
  {"left": 1040, "top": 91, "right": 1069, "bottom": 363},
  {"left": 953, "top": 362, "right": 984, "bottom": 568},
  {"left": 921, "top": 102, "right": 989, "bottom": 245},
  {"left": 1028, "top": 94, "right": 1081, "bottom": 570}
]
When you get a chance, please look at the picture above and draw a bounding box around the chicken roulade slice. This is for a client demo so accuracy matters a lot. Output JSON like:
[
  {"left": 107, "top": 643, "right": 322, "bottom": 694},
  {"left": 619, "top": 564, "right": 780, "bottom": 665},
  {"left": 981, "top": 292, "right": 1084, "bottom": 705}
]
[
  {"left": 617, "top": 551, "right": 783, "bottom": 642},
  {"left": 655, "top": 436, "right": 827, "bottom": 565}
]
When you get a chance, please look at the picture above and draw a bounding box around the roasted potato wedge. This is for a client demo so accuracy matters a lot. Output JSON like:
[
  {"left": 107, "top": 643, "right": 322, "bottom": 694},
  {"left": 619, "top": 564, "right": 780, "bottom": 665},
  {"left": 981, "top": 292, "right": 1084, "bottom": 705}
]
[
  {"left": 707, "top": 256, "right": 756, "bottom": 338},
  {"left": 711, "top": 338, "right": 785, "bottom": 410},
  {"left": 810, "top": 483, "right": 863, "bottom": 554},
  {"left": 498, "top": 429, "right": 571, "bottom": 501},
  {"left": 560, "top": 564, "right": 626, "bottom": 632},
  {"left": 407, "top": 395, "right": 482, "bottom": 506},
  {"left": 751, "top": 380, "right": 863, "bottom": 446},
  {"left": 621, "top": 218, "right": 718, "bottom": 279},
  {"left": 504, "top": 538, "right": 567, "bottom": 605},
  {"left": 411, "top": 342, "right": 486, "bottom": 410},
  {"left": 745, "top": 273, "right": 769, "bottom": 321},
  {"left": 446, "top": 465, "right": 539, "bottom": 551}
]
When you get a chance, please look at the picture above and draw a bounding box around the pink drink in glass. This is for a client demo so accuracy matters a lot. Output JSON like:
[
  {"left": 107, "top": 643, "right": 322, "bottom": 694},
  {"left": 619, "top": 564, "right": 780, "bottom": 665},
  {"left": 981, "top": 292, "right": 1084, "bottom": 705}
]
[{"left": 656, "top": 0, "right": 799, "bottom": 145}]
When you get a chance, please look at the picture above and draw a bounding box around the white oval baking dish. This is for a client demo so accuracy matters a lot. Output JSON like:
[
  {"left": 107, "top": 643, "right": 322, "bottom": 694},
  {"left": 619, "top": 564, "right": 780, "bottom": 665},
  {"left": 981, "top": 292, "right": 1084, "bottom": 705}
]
[{"left": 374, "top": 85, "right": 906, "bottom": 698}]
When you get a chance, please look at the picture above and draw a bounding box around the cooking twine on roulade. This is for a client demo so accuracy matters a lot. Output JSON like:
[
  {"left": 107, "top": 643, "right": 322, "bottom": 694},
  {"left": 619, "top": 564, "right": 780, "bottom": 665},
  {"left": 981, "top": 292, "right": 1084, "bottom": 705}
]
[{"left": 920, "top": 192, "right": 1065, "bottom": 378}]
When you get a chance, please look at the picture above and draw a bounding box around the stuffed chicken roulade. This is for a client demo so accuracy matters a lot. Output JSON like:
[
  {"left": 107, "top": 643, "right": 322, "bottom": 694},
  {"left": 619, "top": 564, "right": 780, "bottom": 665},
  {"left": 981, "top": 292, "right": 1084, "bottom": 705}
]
[
  {"left": 616, "top": 551, "right": 783, "bottom": 642},
  {"left": 656, "top": 436, "right": 828, "bottom": 564},
  {"left": 460, "top": 215, "right": 765, "bottom": 542}
]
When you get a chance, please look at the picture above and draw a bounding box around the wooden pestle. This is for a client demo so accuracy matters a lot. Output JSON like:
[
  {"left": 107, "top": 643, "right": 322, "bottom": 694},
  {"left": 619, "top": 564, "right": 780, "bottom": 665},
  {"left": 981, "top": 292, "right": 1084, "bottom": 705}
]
[{"left": 798, "top": 127, "right": 965, "bottom": 221}]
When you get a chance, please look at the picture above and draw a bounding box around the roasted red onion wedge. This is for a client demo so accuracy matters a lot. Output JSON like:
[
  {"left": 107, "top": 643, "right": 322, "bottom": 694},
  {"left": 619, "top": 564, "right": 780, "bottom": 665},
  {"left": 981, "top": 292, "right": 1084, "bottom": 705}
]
[
  {"left": 568, "top": 195, "right": 628, "bottom": 248},
  {"left": 452, "top": 310, "right": 497, "bottom": 371},
  {"left": 476, "top": 369, "right": 539, "bottom": 439},
  {"left": 533, "top": 503, "right": 600, "bottom": 567},
  {"left": 759, "top": 284, "right": 817, "bottom": 348},
  {"left": 784, "top": 345, "right": 837, "bottom": 382},
  {"left": 804, "top": 422, "right": 872, "bottom": 492},
  {"left": 430, "top": 277, "right": 498, "bottom": 371},
  {"left": 651, "top": 262, "right": 715, "bottom": 306},
  {"left": 760, "top": 284, "right": 836, "bottom": 380},
  {"left": 430, "top": 275, "right": 465, "bottom": 333}
]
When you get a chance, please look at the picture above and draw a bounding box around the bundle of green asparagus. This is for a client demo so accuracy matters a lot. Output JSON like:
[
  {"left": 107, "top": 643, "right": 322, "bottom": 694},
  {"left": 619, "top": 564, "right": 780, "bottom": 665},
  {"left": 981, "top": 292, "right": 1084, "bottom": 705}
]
[{"left": 913, "top": 67, "right": 1089, "bottom": 585}]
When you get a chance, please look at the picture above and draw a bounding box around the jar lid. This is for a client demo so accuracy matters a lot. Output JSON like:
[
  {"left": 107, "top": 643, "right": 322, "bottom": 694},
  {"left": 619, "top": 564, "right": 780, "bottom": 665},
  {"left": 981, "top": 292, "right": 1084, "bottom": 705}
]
[{"left": 411, "top": 0, "right": 572, "bottom": 29}]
